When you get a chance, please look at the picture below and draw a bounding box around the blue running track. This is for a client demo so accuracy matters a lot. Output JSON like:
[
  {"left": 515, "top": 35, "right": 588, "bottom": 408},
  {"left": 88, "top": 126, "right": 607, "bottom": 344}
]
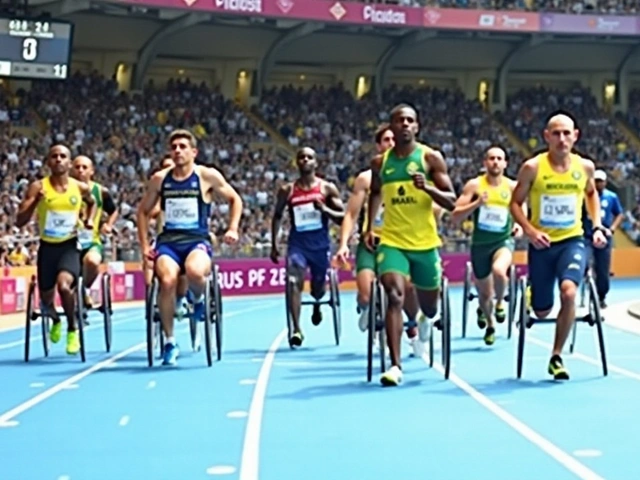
[{"left": 1, "top": 280, "right": 640, "bottom": 480}]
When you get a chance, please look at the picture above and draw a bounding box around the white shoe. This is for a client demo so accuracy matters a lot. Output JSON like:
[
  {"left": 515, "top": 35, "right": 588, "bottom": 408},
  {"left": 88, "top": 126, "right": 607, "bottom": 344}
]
[
  {"left": 409, "top": 336, "right": 424, "bottom": 358},
  {"left": 380, "top": 365, "right": 403, "bottom": 386},
  {"left": 358, "top": 306, "right": 370, "bottom": 332}
]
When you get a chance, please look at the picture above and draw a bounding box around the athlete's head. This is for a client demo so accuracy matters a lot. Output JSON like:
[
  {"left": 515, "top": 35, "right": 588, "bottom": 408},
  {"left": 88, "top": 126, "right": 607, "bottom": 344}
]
[
  {"left": 483, "top": 146, "right": 507, "bottom": 178},
  {"left": 168, "top": 129, "right": 198, "bottom": 167},
  {"left": 594, "top": 169, "right": 607, "bottom": 193},
  {"left": 544, "top": 113, "right": 579, "bottom": 157},
  {"left": 47, "top": 144, "right": 72, "bottom": 176},
  {"left": 295, "top": 147, "right": 317, "bottom": 174},
  {"left": 374, "top": 123, "right": 394, "bottom": 153},
  {"left": 72, "top": 155, "right": 94, "bottom": 182},
  {"left": 389, "top": 104, "right": 419, "bottom": 145}
]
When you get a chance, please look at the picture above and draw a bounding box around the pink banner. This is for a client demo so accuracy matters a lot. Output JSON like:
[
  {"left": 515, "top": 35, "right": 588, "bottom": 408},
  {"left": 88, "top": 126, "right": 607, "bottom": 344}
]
[
  {"left": 0, "top": 278, "right": 17, "bottom": 314},
  {"left": 112, "top": 274, "right": 127, "bottom": 302},
  {"left": 116, "top": 0, "right": 542, "bottom": 31}
]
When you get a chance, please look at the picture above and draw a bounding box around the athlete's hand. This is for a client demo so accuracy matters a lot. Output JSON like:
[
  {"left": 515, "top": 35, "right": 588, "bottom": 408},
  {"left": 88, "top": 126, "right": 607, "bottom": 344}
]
[
  {"left": 101, "top": 224, "right": 113, "bottom": 235},
  {"left": 364, "top": 231, "right": 379, "bottom": 252},
  {"left": 593, "top": 229, "right": 608, "bottom": 249},
  {"left": 412, "top": 173, "right": 427, "bottom": 191},
  {"left": 511, "top": 224, "right": 523, "bottom": 238},
  {"left": 142, "top": 246, "right": 157, "bottom": 262},
  {"left": 83, "top": 218, "right": 94, "bottom": 230},
  {"left": 223, "top": 228, "right": 239, "bottom": 245},
  {"left": 478, "top": 191, "right": 489, "bottom": 205},
  {"left": 313, "top": 199, "right": 325, "bottom": 212},
  {"left": 270, "top": 247, "right": 279, "bottom": 265},
  {"left": 526, "top": 228, "right": 551, "bottom": 249},
  {"left": 334, "top": 245, "right": 350, "bottom": 267}
]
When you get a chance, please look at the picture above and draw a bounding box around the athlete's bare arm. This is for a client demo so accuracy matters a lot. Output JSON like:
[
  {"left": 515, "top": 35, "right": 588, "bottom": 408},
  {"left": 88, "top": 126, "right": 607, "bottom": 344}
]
[
  {"left": 581, "top": 159, "right": 603, "bottom": 229},
  {"left": 78, "top": 181, "right": 97, "bottom": 228},
  {"left": 321, "top": 181, "right": 346, "bottom": 224},
  {"left": 16, "top": 181, "right": 44, "bottom": 228},
  {"left": 366, "top": 155, "right": 384, "bottom": 242},
  {"left": 510, "top": 159, "right": 539, "bottom": 236},
  {"left": 422, "top": 150, "right": 456, "bottom": 211},
  {"left": 100, "top": 187, "right": 119, "bottom": 233},
  {"left": 270, "top": 184, "right": 292, "bottom": 263},
  {"left": 450, "top": 178, "right": 481, "bottom": 224},
  {"left": 339, "top": 171, "right": 370, "bottom": 249},
  {"left": 137, "top": 172, "right": 164, "bottom": 249},
  {"left": 201, "top": 166, "right": 243, "bottom": 234}
]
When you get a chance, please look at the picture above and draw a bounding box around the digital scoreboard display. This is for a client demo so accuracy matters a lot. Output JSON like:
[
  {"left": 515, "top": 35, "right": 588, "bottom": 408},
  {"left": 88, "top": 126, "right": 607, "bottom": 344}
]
[{"left": 0, "top": 17, "right": 74, "bottom": 80}]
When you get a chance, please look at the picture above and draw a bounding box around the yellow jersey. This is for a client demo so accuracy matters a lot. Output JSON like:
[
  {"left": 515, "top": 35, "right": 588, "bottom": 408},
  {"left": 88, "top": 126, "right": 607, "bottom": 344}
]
[
  {"left": 37, "top": 176, "right": 83, "bottom": 243},
  {"left": 472, "top": 175, "right": 513, "bottom": 245},
  {"left": 529, "top": 152, "right": 586, "bottom": 242},
  {"left": 379, "top": 143, "right": 441, "bottom": 251}
]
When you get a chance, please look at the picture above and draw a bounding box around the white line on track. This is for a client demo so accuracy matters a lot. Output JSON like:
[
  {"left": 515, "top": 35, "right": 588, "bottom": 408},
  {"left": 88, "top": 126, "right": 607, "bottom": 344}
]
[
  {"left": 119, "top": 416, "right": 130, "bottom": 427},
  {"left": 238, "top": 329, "right": 287, "bottom": 480},
  {"left": 0, "top": 302, "right": 279, "bottom": 425},
  {"left": 420, "top": 352, "right": 605, "bottom": 480}
]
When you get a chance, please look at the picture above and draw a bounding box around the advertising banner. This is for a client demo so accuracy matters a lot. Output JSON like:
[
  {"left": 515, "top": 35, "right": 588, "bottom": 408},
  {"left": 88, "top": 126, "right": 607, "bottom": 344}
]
[
  {"left": 423, "top": 8, "right": 539, "bottom": 32},
  {"left": 540, "top": 13, "right": 639, "bottom": 35}
]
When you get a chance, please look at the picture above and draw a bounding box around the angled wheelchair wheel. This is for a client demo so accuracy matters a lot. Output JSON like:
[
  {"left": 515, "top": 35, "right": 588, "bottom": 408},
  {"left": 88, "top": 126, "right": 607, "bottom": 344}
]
[
  {"left": 461, "top": 261, "right": 472, "bottom": 338},
  {"left": 441, "top": 277, "right": 451, "bottom": 380},
  {"left": 507, "top": 265, "right": 517, "bottom": 340},
  {"left": 516, "top": 277, "right": 528, "bottom": 379},
  {"left": 76, "top": 276, "right": 87, "bottom": 363},
  {"left": 329, "top": 268, "right": 341, "bottom": 346},
  {"left": 145, "top": 279, "right": 159, "bottom": 367},
  {"left": 377, "top": 284, "right": 388, "bottom": 375},
  {"left": 212, "top": 264, "right": 223, "bottom": 361},
  {"left": 366, "top": 280, "right": 377, "bottom": 383},
  {"left": 285, "top": 277, "right": 295, "bottom": 349},
  {"left": 24, "top": 276, "right": 36, "bottom": 362},
  {"left": 203, "top": 276, "right": 214, "bottom": 367},
  {"left": 587, "top": 274, "right": 608, "bottom": 376},
  {"left": 102, "top": 273, "right": 112, "bottom": 352}
]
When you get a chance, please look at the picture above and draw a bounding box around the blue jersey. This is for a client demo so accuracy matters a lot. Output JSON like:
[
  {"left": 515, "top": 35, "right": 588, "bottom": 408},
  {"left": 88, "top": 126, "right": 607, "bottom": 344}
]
[
  {"left": 287, "top": 180, "right": 330, "bottom": 251},
  {"left": 158, "top": 168, "right": 211, "bottom": 244},
  {"left": 582, "top": 188, "right": 623, "bottom": 237}
]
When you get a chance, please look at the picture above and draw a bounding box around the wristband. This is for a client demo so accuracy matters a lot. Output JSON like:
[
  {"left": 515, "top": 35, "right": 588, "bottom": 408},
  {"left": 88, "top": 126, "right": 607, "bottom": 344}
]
[{"left": 593, "top": 225, "right": 606, "bottom": 234}]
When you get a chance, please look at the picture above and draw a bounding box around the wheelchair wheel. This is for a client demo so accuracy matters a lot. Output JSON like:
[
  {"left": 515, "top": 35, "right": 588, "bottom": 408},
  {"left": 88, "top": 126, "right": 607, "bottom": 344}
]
[
  {"left": 189, "top": 316, "right": 199, "bottom": 352},
  {"left": 507, "top": 265, "right": 517, "bottom": 339},
  {"left": 329, "top": 268, "right": 341, "bottom": 346},
  {"left": 586, "top": 274, "right": 608, "bottom": 376},
  {"left": 366, "top": 280, "right": 378, "bottom": 383},
  {"left": 516, "top": 277, "right": 528, "bottom": 379},
  {"left": 24, "top": 276, "right": 36, "bottom": 362},
  {"left": 203, "top": 276, "right": 214, "bottom": 367},
  {"left": 212, "top": 264, "right": 223, "bottom": 361},
  {"left": 102, "top": 273, "right": 112, "bottom": 353},
  {"left": 285, "top": 278, "right": 295, "bottom": 349},
  {"left": 76, "top": 276, "right": 87, "bottom": 363},
  {"left": 461, "top": 261, "right": 472, "bottom": 338},
  {"left": 441, "top": 277, "right": 451, "bottom": 380},
  {"left": 145, "top": 279, "right": 159, "bottom": 367}
]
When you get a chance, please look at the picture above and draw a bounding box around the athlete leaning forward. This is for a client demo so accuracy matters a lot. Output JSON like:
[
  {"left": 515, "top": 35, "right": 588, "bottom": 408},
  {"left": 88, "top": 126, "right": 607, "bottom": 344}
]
[
  {"left": 450, "top": 146, "right": 523, "bottom": 345},
  {"left": 336, "top": 123, "right": 443, "bottom": 358},
  {"left": 271, "top": 147, "right": 345, "bottom": 348},
  {"left": 366, "top": 104, "right": 457, "bottom": 386}
]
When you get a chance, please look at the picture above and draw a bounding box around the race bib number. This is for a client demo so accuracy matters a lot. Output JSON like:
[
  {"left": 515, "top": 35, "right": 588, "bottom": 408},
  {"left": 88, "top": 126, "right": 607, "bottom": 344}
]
[
  {"left": 293, "top": 203, "right": 322, "bottom": 232},
  {"left": 78, "top": 228, "right": 94, "bottom": 248},
  {"left": 164, "top": 197, "right": 199, "bottom": 230},
  {"left": 43, "top": 211, "right": 77, "bottom": 239},
  {"left": 540, "top": 194, "right": 577, "bottom": 229},
  {"left": 477, "top": 205, "right": 508, "bottom": 232}
]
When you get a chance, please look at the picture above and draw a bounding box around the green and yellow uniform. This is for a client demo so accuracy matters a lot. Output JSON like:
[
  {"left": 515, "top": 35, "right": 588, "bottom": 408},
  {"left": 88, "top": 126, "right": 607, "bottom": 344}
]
[
  {"left": 356, "top": 176, "right": 384, "bottom": 273},
  {"left": 470, "top": 175, "right": 515, "bottom": 279},
  {"left": 376, "top": 144, "right": 442, "bottom": 290},
  {"left": 78, "top": 181, "right": 104, "bottom": 259}
]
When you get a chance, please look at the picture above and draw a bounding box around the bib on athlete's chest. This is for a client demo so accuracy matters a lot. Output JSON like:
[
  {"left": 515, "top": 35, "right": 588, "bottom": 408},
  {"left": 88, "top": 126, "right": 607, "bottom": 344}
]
[
  {"left": 78, "top": 228, "right": 94, "bottom": 248},
  {"left": 43, "top": 211, "right": 77, "bottom": 239},
  {"left": 540, "top": 194, "right": 577, "bottom": 229},
  {"left": 165, "top": 197, "right": 199, "bottom": 230},
  {"left": 293, "top": 203, "right": 322, "bottom": 232},
  {"left": 477, "top": 205, "right": 508, "bottom": 232}
]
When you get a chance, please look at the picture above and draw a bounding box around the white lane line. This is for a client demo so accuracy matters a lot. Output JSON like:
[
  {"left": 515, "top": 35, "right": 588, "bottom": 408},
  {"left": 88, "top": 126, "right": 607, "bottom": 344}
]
[
  {"left": 206, "top": 465, "right": 236, "bottom": 475},
  {"left": 227, "top": 410, "right": 248, "bottom": 419},
  {"left": 239, "top": 379, "right": 256, "bottom": 385},
  {"left": 0, "top": 343, "right": 144, "bottom": 426},
  {"left": 119, "top": 415, "right": 130, "bottom": 427},
  {"left": 0, "top": 302, "right": 280, "bottom": 425},
  {"left": 238, "top": 329, "right": 287, "bottom": 480},
  {"left": 146, "top": 381, "right": 156, "bottom": 389},
  {"left": 29, "top": 382, "right": 45, "bottom": 388},
  {"left": 421, "top": 353, "right": 605, "bottom": 480}
]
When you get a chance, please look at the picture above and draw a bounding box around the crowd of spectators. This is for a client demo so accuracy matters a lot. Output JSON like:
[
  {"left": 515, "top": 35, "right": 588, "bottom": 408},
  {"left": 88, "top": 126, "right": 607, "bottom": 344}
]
[
  {"left": 364, "top": 0, "right": 637, "bottom": 15},
  {"left": 2, "top": 72, "right": 640, "bottom": 265}
]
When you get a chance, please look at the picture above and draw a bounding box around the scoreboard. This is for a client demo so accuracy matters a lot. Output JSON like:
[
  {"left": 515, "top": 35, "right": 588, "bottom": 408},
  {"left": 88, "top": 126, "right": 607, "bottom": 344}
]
[{"left": 0, "top": 17, "right": 73, "bottom": 80}]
